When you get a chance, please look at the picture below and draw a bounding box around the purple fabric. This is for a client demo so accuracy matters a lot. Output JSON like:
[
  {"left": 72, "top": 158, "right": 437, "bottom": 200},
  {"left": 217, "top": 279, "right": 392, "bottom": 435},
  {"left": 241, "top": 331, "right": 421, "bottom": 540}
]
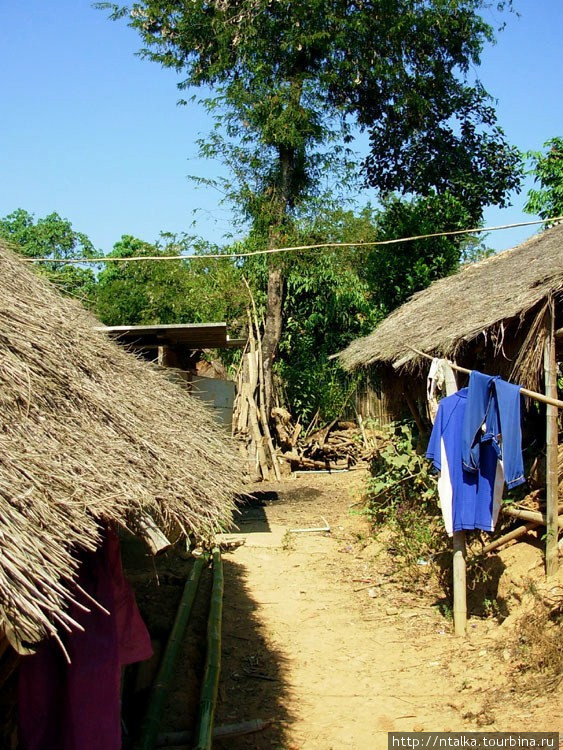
[{"left": 18, "top": 527, "right": 152, "bottom": 750}]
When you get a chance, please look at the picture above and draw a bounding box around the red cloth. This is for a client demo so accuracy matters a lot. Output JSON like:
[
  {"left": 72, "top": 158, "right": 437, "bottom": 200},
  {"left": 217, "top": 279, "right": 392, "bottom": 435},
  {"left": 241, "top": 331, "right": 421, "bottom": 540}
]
[{"left": 18, "top": 527, "right": 152, "bottom": 750}]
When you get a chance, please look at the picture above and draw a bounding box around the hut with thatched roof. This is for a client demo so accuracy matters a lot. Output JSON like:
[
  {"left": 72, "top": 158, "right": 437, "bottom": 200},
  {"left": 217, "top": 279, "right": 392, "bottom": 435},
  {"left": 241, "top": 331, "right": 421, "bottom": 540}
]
[
  {"left": 340, "top": 223, "right": 563, "bottom": 624},
  {"left": 0, "top": 239, "right": 244, "bottom": 748},
  {"left": 339, "top": 222, "right": 563, "bottom": 424}
]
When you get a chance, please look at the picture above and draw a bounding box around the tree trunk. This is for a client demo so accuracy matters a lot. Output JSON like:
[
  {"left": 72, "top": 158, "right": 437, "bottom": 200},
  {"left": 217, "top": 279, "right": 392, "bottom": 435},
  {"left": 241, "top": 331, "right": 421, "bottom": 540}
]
[
  {"left": 259, "top": 78, "right": 303, "bottom": 421},
  {"left": 261, "top": 264, "right": 284, "bottom": 418}
]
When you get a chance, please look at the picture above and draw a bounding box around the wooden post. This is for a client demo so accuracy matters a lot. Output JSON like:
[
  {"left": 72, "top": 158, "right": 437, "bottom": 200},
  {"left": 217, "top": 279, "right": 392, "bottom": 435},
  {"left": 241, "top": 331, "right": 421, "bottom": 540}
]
[
  {"left": 544, "top": 309, "right": 559, "bottom": 577},
  {"left": 452, "top": 531, "right": 467, "bottom": 636}
]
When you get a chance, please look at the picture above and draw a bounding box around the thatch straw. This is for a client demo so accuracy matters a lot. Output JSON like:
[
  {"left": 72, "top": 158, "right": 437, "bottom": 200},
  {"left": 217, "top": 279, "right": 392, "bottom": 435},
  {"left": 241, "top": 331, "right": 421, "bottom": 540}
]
[
  {"left": 339, "top": 223, "right": 563, "bottom": 387},
  {"left": 0, "top": 240, "right": 244, "bottom": 649}
]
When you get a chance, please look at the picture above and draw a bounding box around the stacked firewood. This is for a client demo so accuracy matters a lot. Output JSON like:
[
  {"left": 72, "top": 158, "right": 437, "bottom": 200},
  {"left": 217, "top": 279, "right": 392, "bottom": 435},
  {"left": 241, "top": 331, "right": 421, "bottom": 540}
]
[
  {"left": 232, "top": 300, "right": 384, "bottom": 480},
  {"left": 273, "top": 412, "right": 384, "bottom": 473}
]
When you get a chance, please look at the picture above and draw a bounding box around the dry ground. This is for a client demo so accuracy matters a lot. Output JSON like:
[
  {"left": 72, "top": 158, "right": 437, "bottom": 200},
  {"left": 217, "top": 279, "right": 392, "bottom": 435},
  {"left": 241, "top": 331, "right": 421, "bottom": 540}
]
[{"left": 213, "top": 470, "right": 562, "bottom": 750}]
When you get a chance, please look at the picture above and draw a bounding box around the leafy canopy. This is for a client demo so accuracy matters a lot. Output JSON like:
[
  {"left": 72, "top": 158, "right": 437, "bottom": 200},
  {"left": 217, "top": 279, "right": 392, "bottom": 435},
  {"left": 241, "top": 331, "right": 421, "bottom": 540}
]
[
  {"left": 93, "top": 234, "right": 249, "bottom": 326},
  {"left": 524, "top": 137, "right": 563, "bottom": 224},
  {"left": 99, "top": 0, "right": 522, "bottom": 227},
  {"left": 0, "top": 209, "right": 99, "bottom": 297}
]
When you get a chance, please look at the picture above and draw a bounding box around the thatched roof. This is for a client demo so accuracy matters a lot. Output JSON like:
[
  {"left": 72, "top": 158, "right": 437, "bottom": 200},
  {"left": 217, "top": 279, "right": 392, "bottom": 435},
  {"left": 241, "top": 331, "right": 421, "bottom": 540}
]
[
  {"left": 0, "top": 240, "right": 244, "bottom": 650},
  {"left": 339, "top": 223, "right": 563, "bottom": 384}
]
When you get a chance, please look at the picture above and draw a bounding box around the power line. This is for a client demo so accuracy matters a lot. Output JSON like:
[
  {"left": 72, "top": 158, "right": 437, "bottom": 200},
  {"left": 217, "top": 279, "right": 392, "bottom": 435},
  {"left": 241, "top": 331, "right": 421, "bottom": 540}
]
[{"left": 17, "top": 216, "right": 563, "bottom": 264}]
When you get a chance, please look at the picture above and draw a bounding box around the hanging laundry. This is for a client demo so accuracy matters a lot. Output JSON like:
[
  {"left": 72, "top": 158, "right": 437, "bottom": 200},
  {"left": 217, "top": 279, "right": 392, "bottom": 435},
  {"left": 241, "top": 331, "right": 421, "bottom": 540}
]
[
  {"left": 461, "top": 370, "right": 525, "bottom": 490},
  {"left": 18, "top": 526, "right": 152, "bottom": 750},
  {"left": 426, "top": 357, "right": 458, "bottom": 423},
  {"left": 426, "top": 388, "right": 505, "bottom": 535}
]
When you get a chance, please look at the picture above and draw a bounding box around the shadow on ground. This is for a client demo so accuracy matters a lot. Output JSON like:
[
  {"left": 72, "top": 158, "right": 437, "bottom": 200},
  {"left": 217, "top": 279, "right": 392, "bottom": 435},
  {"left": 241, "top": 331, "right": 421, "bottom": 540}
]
[
  {"left": 215, "top": 557, "right": 295, "bottom": 749},
  {"left": 232, "top": 492, "right": 276, "bottom": 534},
  {"left": 122, "top": 524, "right": 294, "bottom": 750}
]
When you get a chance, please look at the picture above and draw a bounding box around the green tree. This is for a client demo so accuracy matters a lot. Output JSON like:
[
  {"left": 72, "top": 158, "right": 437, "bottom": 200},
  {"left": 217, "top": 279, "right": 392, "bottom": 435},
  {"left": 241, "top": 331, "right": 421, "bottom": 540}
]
[
  {"left": 93, "top": 234, "right": 249, "bottom": 328},
  {"left": 99, "top": 0, "right": 522, "bottom": 417},
  {"left": 524, "top": 137, "right": 563, "bottom": 224},
  {"left": 269, "top": 207, "right": 380, "bottom": 421},
  {"left": 363, "top": 192, "right": 481, "bottom": 315},
  {"left": 0, "top": 208, "right": 99, "bottom": 297},
  {"left": 94, "top": 235, "right": 200, "bottom": 325}
]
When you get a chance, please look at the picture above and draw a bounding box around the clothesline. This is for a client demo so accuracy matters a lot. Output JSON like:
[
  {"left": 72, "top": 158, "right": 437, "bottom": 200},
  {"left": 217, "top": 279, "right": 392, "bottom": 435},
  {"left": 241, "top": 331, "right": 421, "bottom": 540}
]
[
  {"left": 406, "top": 346, "right": 563, "bottom": 410},
  {"left": 12, "top": 215, "right": 563, "bottom": 264}
]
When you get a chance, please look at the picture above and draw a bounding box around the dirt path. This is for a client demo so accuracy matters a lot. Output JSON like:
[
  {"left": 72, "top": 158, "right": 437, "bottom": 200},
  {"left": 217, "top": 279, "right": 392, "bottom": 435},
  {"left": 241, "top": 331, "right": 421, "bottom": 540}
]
[{"left": 214, "top": 471, "right": 561, "bottom": 750}]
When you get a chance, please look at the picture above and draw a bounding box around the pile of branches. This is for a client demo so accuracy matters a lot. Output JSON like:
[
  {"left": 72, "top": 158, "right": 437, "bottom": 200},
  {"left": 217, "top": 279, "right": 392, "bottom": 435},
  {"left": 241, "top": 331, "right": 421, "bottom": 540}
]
[
  {"left": 231, "top": 293, "right": 385, "bottom": 479},
  {"left": 272, "top": 409, "right": 385, "bottom": 473},
  {"left": 232, "top": 303, "right": 282, "bottom": 483}
]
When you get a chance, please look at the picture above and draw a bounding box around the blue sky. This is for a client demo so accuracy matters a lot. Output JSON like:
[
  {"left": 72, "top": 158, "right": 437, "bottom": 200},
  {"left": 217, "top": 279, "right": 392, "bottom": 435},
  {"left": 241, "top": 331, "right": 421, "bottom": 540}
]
[{"left": 0, "top": 2, "right": 561, "bottom": 256}]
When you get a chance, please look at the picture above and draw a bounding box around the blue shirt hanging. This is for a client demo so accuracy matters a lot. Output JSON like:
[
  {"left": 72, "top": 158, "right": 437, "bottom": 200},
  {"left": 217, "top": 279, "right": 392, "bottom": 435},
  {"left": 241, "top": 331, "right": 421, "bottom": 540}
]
[
  {"left": 426, "top": 388, "right": 505, "bottom": 534},
  {"left": 461, "top": 371, "right": 526, "bottom": 491}
]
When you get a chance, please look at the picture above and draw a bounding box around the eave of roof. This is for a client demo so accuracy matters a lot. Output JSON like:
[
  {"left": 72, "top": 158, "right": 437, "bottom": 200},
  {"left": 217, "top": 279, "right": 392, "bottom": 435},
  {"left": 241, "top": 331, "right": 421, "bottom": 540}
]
[{"left": 97, "top": 322, "right": 246, "bottom": 350}]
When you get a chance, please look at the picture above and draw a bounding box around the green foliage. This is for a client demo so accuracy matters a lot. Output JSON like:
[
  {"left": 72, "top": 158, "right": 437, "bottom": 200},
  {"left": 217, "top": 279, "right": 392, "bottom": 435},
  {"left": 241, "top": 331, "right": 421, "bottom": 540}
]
[
  {"left": 93, "top": 235, "right": 185, "bottom": 324},
  {"left": 100, "top": 0, "right": 522, "bottom": 233},
  {"left": 235, "top": 205, "right": 381, "bottom": 423},
  {"left": 364, "top": 83, "right": 523, "bottom": 221},
  {"left": 0, "top": 208, "right": 100, "bottom": 298},
  {"left": 100, "top": 1, "right": 522, "bottom": 248},
  {"left": 93, "top": 234, "right": 249, "bottom": 328},
  {"left": 362, "top": 192, "right": 480, "bottom": 315},
  {"left": 366, "top": 422, "right": 446, "bottom": 565},
  {"left": 524, "top": 137, "right": 563, "bottom": 223},
  {"left": 277, "top": 253, "right": 378, "bottom": 423}
]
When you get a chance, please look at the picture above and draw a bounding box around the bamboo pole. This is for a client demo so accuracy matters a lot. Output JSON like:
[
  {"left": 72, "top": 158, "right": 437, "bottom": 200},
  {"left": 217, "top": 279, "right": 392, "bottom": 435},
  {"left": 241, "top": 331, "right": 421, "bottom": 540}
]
[
  {"left": 544, "top": 312, "right": 559, "bottom": 576},
  {"left": 406, "top": 345, "right": 563, "bottom": 410},
  {"left": 452, "top": 531, "right": 467, "bottom": 637},
  {"left": 136, "top": 555, "right": 208, "bottom": 750},
  {"left": 479, "top": 522, "right": 541, "bottom": 555},
  {"left": 502, "top": 505, "right": 563, "bottom": 527},
  {"left": 244, "top": 287, "right": 282, "bottom": 482},
  {"left": 193, "top": 548, "right": 223, "bottom": 750}
]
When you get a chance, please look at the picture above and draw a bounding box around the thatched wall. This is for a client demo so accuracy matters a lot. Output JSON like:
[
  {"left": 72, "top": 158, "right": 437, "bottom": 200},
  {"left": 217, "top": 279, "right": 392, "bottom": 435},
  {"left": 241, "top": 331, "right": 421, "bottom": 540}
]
[
  {"left": 0, "top": 241, "right": 244, "bottom": 650},
  {"left": 339, "top": 223, "right": 563, "bottom": 394}
]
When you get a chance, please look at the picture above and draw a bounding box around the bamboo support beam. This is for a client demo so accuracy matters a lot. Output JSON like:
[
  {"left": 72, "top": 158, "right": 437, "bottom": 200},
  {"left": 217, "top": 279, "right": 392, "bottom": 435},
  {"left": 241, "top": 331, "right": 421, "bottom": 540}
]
[
  {"left": 502, "top": 505, "right": 563, "bottom": 527},
  {"left": 193, "top": 548, "right": 223, "bottom": 750},
  {"left": 405, "top": 346, "right": 563, "bottom": 410},
  {"left": 137, "top": 555, "right": 208, "bottom": 750},
  {"left": 544, "top": 316, "right": 559, "bottom": 576},
  {"left": 452, "top": 531, "right": 467, "bottom": 637},
  {"left": 479, "top": 522, "right": 541, "bottom": 555}
]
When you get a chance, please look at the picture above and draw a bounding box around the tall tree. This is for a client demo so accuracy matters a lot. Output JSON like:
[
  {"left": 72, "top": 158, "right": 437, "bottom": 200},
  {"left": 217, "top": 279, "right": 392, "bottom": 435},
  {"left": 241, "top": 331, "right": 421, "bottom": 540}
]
[
  {"left": 0, "top": 208, "right": 99, "bottom": 297},
  {"left": 524, "top": 137, "right": 563, "bottom": 224},
  {"left": 99, "top": 0, "right": 522, "bottom": 416}
]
